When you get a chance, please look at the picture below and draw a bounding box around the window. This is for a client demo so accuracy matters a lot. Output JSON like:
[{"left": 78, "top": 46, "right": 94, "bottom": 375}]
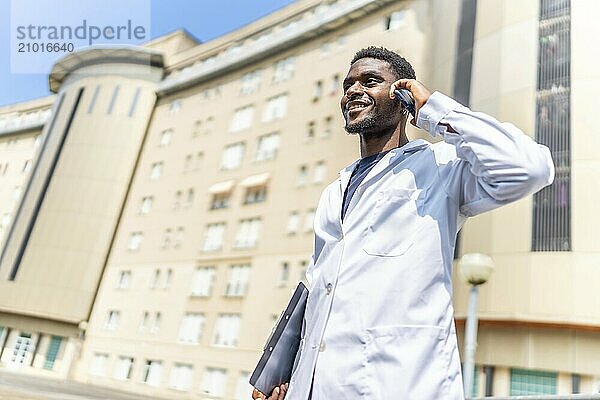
[
  {"left": 314, "top": 161, "right": 326, "bottom": 183},
  {"left": 191, "top": 267, "right": 215, "bottom": 296},
  {"left": 272, "top": 56, "right": 296, "bottom": 83},
  {"left": 150, "top": 269, "right": 161, "bottom": 289},
  {"left": 43, "top": 336, "right": 63, "bottom": 370},
  {"left": 143, "top": 360, "right": 163, "bottom": 387},
  {"left": 226, "top": 264, "right": 251, "bottom": 296},
  {"left": 287, "top": 212, "right": 300, "bottom": 234},
  {"left": 169, "top": 99, "right": 182, "bottom": 114},
  {"left": 184, "top": 154, "right": 193, "bottom": 172},
  {"left": 202, "top": 367, "right": 227, "bottom": 397},
  {"left": 510, "top": 369, "right": 557, "bottom": 395},
  {"left": 13, "top": 186, "right": 22, "bottom": 202},
  {"left": 213, "top": 314, "right": 241, "bottom": 347},
  {"left": 169, "top": 363, "right": 193, "bottom": 391},
  {"left": 255, "top": 132, "right": 280, "bottom": 161},
  {"left": 164, "top": 269, "right": 173, "bottom": 289},
  {"left": 90, "top": 353, "right": 109, "bottom": 376},
  {"left": 211, "top": 193, "right": 231, "bottom": 209},
  {"left": 297, "top": 165, "right": 308, "bottom": 186},
  {"left": 235, "top": 371, "right": 253, "bottom": 400},
  {"left": 262, "top": 94, "right": 288, "bottom": 122},
  {"left": 178, "top": 313, "right": 205, "bottom": 343},
  {"left": 299, "top": 260, "right": 308, "bottom": 282},
  {"left": 139, "top": 311, "right": 150, "bottom": 332},
  {"left": 173, "top": 190, "right": 182, "bottom": 210},
  {"left": 139, "top": 196, "right": 153, "bottom": 215},
  {"left": 279, "top": 262, "right": 290, "bottom": 285},
  {"left": 104, "top": 310, "right": 120, "bottom": 331},
  {"left": 322, "top": 116, "right": 333, "bottom": 138},
  {"left": 192, "top": 120, "right": 202, "bottom": 137},
  {"left": 221, "top": 142, "right": 245, "bottom": 170},
  {"left": 129, "top": 87, "right": 141, "bottom": 117},
  {"left": 159, "top": 129, "right": 173, "bottom": 146},
  {"left": 312, "top": 81, "right": 323, "bottom": 101},
  {"left": 304, "top": 209, "right": 315, "bottom": 232},
  {"left": 385, "top": 10, "right": 406, "bottom": 31},
  {"left": 22, "top": 159, "right": 32, "bottom": 173},
  {"left": 174, "top": 227, "right": 184, "bottom": 248},
  {"left": 241, "top": 70, "right": 262, "bottom": 95},
  {"left": 88, "top": 85, "right": 100, "bottom": 114},
  {"left": 161, "top": 229, "right": 172, "bottom": 249},
  {"left": 107, "top": 85, "right": 120, "bottom": 115},
  {"left": 113, "top": 356, "right": 134, "bottom": 381},
  {"left": 244, "top": 186, "right": 267, "bottom": 204},
  {"left": 1, "top": 163, "right": 8, "bottom": 175},
  {"left": 203, "top": 222, "right": 226, "bottom": 251},
  {"left": 185, "top": 188, "right": 194, "bottom": 207},
  {"left": 229, "top": 106, "right": 254, "bottom": 132},
  {"left": 150, "top": 162, "right": 163, "bottom": 180},
  {"left": 234, "top": 219, "right": 261, "bottom": 249},
  {"left": 127, "top": 232, "right": 143, "bottom": 251},
  {"left": 116, "top": 271, "right": 131, "bottom": 289},
  {"left": 306, "top": 121, "right": 315, "bottom": 140},
  {"left": 320, "top": 41, "right": 332, "bottom": 56},
  {"left": 150, "top": 312, "right": 161, "bottom": 334},
  {"left": 330, "top": 74, "right": 340, "bottom": 95},
  {"left": 196, "top": 152, "right": 204, "bottom": 170}
]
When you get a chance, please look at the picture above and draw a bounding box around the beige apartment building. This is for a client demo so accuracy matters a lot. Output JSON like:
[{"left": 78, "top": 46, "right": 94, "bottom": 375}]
[{"left": 0, "top": 0, "right": 598, "bottom": 398}]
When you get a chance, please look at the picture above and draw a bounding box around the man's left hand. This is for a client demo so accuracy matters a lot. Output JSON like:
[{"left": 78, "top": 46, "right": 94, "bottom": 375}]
[{"left": 389, "top": 79, "right": 432, "bottom": 126}]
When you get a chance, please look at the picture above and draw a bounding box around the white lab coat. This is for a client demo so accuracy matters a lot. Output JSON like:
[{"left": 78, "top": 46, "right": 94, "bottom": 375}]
[{"left": 285, "top": 92, "right": 554, "bottom": 400}]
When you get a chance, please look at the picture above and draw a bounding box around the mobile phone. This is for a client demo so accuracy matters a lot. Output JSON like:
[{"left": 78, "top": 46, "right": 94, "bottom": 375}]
[{"left": 394, "top": 89, "right": 415, "bottom": 117}]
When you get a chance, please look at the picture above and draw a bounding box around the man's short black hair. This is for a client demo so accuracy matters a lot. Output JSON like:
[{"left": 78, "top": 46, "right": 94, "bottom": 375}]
[{"left": 350, "top": 46, "right": 416, "bottom": 80}]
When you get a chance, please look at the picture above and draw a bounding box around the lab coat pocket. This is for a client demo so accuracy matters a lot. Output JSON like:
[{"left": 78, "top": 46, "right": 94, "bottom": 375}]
[
  {"left": 364, "top": 325, "right": 450, "bottom": 400},
  {"left": 363, "top": 188, "right": 424, "bottom": 257}
]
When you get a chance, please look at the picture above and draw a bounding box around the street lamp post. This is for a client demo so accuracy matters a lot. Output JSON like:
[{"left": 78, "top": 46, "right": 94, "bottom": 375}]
[{"left": 459, "top": 253, "right": 494, "bottom": 398}]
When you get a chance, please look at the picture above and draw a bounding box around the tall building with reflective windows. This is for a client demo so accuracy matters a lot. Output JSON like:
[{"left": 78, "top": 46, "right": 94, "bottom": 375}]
[{"left": 0, "top": 0, "right": 599, "bottom": 398}]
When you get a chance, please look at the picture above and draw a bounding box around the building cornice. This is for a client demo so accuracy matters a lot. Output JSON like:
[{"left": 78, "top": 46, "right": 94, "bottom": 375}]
[{"left": 157, "top": 0, "right": 396, "bottom": 95}]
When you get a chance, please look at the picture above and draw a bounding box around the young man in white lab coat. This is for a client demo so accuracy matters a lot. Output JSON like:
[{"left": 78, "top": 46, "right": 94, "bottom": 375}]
[{"left": 255, "top": 47, "right": 554, "bottom": 400}]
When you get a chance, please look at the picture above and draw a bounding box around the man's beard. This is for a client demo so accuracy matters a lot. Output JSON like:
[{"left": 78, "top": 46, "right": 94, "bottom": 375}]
[{"left": 344, "top": 108, "right": 395, "bottom": 138}]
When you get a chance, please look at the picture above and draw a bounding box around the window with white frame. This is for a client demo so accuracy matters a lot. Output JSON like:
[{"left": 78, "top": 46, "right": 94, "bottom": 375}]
[
  {"left": 161, "top": 228, "right": 172, "bottom": 249},
  {"left": 128, "top": 232, "right": 143, "bottom": 251},
  {"left": 150, "top": 269, "right": 161, "bottom": 289},
  {"left": 116, "top": 270, "right": 131, "bottom": 289},
  {"left": 314, "top": 161, "right": 326, "bottom": 183},
  {"left": 234, "top": 218, "right": 261, "bottom": 249},
  {"left": 150, "top": 312, "right": 161, "bottom": 334},
  {"left": 205, "top": 117, "right": 214, "bottom": 134},
  {"left": 169, "top": 99, "right": 182, "bottom": 114},
  {"left": 211, "top": 193, "right": 231, "bottom": 209},
  {"left": 240, "top": 70, "right": 262, "bottom": 95},
  {"left": 159, "top": 129, "right": 173, "bottom": 146},
  {"left": 203, "top": 222, "right": 226, "bottom": 251},
  {"left": 178, "top": 313, "right": 205, "bottom": 343},
  {"left": 142, "top": 360, "right": 163, "bottom": 387},
  {"left": 322, "top": 116, "right": 333, "bottom": 137},
  {"left": 255, "top": 132, "right": 280, "bottom": 161},
  {"left": 184, "top": 154, "right": 193, "bottom": 172},
  {"left": 235, "top": 371, "right": 253, "bottom": 400},
  {"left": 304, "top": 209, "right": 316, "bottom": 232},
  {"left": 213, "top": 314, "right": 241, "bottom": 347},
  {"left": 306, "top": 121, "right": 315, "bottom": 140},
  {"left": 202, "top": 367, "right": 227, "bottom": 397},
  {"left": 192, "top": 120, "right": 202, "bottom": 137},
  {"left": 297, "top": 165, "right": 308, "bottom": 186},
  {"left": 229, "top": 106, "right": 254, "bottom": 132},
  {"left": 279, "top": 262, "right": 290, "bottom": 285},
  {"left": 191, "top": 267, "right": 215, "bottom": 296},
  {"left": 150, "top": 162, "right": 163, "bottom": 180},
  {"left": 287, "top": 211, "right": 300, "bottom": 234},
  {"left": 169, "top": 363, "right": 194, "bottom": 391},
  {"left": 272, "top": 57, "right": 296, "bottom": 83},
  {"left": 221, "top": 142, "right": 245, "bottom": 170},
  {"left": 90, "top": 353, "right": 109, "bottom": 376},
  {"left": 185, "top": 188, "right": 194, "bottom": 207},
  {"left": 139, "top": 196, "right": 153, "bottom": 215},
  {"left": 243, "top": 186, "right": 267, "bottom": 204},
  {"left": 1, "top": 213, "right": 12, "bottom": 232},
  {"left": 226, "top": 264, "right": 251, "bottom": 296},
  {"left": 139, "top": 311, "right": 150, "bottom": 333},
  {"left": 330, "top": 74, "right": 340, "bottom": 95},
  {"left": 113, "top": 356, "right": 134, "bottom": 381},
  {"left": 13, "top": 186, "right": 21, "bottom": 202},
  {"left": 385, "top": 10, "right": 406, "bottom": 31},
  {"left": 196, "top": 152, "right": 204, "bottom": 170},
  {"left": 173, "top": 190, "right": 182, "bottom": 210},
  {"left": 22, "top": 159, "right": 32, "bottom": 173},
  {"left": 262, "top": 94, "right": 288, "bottom": 122},
  {"left": 174, "top": 227, "right": 184, "bottom": 248},
  {"left": 164, "top": 269, "right": 173, "bottom": 289},
  {"left": 104, "top": 310, "right": 120, "bottom": 331},
  {"left": 312, "top": 81, "right": 323, "bottom": 101}
]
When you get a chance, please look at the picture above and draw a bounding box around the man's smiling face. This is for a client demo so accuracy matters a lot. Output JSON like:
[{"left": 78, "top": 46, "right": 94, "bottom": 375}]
[{"left": 341, "top": 57, "right": 403, "bottom": 137}]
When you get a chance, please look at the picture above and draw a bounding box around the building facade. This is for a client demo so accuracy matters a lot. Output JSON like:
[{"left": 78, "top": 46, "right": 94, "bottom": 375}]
[{"left": 0, "top": 0, "right": 598, "bottom": 398}]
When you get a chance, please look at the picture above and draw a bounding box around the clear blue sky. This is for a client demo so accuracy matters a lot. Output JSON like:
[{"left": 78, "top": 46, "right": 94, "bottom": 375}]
[{"left": 0, "top": 0, "right": 296, "bottom": 107}]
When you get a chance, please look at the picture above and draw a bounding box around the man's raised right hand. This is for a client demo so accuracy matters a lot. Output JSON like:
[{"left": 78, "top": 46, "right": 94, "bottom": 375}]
[{"left": 252, "top": 383, "right": 288, "bottom": 400}]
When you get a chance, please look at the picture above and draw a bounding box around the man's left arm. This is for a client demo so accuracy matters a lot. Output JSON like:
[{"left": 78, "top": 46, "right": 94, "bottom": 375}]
[{"left": 391, "top": 79, "right": 555, "bottom": 216}]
